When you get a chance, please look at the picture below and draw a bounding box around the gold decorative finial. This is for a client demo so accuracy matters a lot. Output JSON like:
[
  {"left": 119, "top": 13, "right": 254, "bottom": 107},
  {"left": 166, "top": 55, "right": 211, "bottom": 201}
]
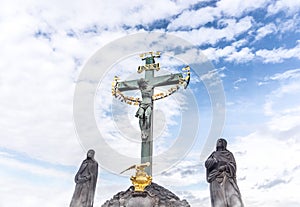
[{"left": 120, "top": 162, "right": 152, "bottom": 192}]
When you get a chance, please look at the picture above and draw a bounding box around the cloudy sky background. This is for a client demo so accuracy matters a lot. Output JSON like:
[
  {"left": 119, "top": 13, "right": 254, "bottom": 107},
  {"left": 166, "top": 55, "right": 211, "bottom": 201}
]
[{"left": 1, "top": 0, "right": 300, "bottom": 206}]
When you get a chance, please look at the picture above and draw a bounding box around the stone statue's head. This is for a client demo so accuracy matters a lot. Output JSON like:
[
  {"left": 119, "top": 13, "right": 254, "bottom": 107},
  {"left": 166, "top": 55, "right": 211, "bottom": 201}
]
[
  {"left": 216, "top": 138, "right": 227, "bottom": 151},
  {"left": 137, "top": 78, "right": 148, "bottom": 88},
  {"left": 87, "top": 149, "right": 95, "bottom": 159}
]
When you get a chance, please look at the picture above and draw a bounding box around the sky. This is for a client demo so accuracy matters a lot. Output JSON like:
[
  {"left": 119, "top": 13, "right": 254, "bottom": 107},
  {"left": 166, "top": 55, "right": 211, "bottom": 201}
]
[{"left": 0, "top": 0, "right": 300, "bottom": 206}]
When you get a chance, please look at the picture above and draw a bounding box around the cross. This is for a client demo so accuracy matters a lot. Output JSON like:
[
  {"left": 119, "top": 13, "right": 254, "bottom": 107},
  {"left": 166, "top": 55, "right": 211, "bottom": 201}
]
[{"left": 115, "top": 52, "right": 185, "bottom": 176}]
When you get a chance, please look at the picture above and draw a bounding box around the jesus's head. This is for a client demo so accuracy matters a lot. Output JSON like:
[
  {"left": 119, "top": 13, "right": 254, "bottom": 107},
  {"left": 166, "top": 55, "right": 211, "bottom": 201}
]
[{"left": 137, "top": 78, "right": 148, "bottom": 89}]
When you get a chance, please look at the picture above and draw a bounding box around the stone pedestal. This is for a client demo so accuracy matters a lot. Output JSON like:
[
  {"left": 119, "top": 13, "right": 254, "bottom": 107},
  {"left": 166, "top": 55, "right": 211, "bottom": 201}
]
[{"left": 101, "top": 183, "right": 190, "bottom": 207}]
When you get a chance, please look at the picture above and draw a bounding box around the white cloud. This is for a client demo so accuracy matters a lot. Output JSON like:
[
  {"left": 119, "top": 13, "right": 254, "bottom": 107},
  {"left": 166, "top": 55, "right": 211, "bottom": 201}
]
[
  {"left": 156, "top": 160, "right": 203, "bottom": 186},
  {"left": 263, "top": 69, "right": 300, "bottom": 121},
  {"left": 0, "top": 174, "right": 73, "bottom": 207},
  {"left": 168, "top": 0, "right": 270, "bottom": 31},
  {"left": 268, "top": 0, "right": 300, "bottom": 15},
  {"left": 255, "top": 16, "right": 300, "bottom": 41},
  {"left": 224, "top": 67, "right": 300, "bottom": 206},
  {"left": 225, "top": 47, "right": 254, "bottom": 63},
  {"left": 233, "top": 78, "right": 247, "bottom": 90},
  {"left": 204, "top": 41, "right": 300, "bottom": 64},
  {"left": 167, "top": 6, "right": 219, "bottom": 30},
  {"left": 255, "top": 23, "right": 277, "bottom": 41},
  {"left": 256, "top": 41, "right": 300, "bottom": 63},
  {"left": 231, "top": 134, "right": 300, "bottom": 206},
  {"left": 268, "top": 112, "right": 300, "bottom": 132},
  {"left": 0, "top": 0, "right": 155, "bottom": 167},
  {"left": 217, "top": 0, "right": 272, "bottom": 17},
  {"left": 264, "top": 81, "right": 300, "bottom": 129},
  {"left": 200, "top": 67, "right": 226, "bottom": 81},
  {"left": 0, "top": 0, "right": 201, "bottom": 33},
  {"left": 172, "top": 16, "right": 253, "bottom": 46},
  {"left": 268, "top": 68, "right": 300, "bottom": 81},
  {"left": 0, "top": 152, "right": 75, "bottom": 207},
  {"left": 0, "top": 0, "right": 128, "bottom": 166},
  {"left": 279, "top": 16, "right": 300, "bottom": 33},
  {"left": 0, "top": 155, "right": 72, "bottom": 179},
  {"left": 202, "top": 46, "right": 235, "bottom": 61},
  {"left": 202, "top": 46, "right": 254, "bottom": 63},
  {"left": 232, "top": 39, "right": 248, "bottom": 48},
  {"left": 198, "top": 67, "right": 226, "bottom": 89}
]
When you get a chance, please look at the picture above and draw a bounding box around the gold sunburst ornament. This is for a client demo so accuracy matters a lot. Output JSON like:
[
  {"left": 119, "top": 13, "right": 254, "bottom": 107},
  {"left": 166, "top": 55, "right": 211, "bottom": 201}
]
[{"left": 111, "top": 53, "right": 190, "bottom": 105}]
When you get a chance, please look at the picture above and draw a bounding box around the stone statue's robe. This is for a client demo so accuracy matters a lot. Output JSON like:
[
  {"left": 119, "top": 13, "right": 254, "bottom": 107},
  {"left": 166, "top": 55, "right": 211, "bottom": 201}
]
[
  {"left": 70, "top": 158, "right": 98, "bottom": 207},
  {"left": 205, "top": 149, "right": 244, "bottom": 207}
]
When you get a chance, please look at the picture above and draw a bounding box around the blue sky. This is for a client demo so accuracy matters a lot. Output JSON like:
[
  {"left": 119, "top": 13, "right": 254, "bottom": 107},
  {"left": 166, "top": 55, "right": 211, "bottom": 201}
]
[{"left": 0, "top": 0, "right": 300, "bottom": 206}]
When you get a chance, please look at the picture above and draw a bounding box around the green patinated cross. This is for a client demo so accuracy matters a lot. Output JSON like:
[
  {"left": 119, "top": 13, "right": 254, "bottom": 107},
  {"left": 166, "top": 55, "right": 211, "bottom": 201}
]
[{"left": 117, "top": 53, "right": 183, "bottom": 175}]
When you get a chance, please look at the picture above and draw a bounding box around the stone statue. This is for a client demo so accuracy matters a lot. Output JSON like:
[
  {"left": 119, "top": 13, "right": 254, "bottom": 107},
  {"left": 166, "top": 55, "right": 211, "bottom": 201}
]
[
  {"left": 70, "top": 149, "right": 98, "bottom": 207},
  {"left": 205, "top": 138, "right": 244, "bottom": 207}
]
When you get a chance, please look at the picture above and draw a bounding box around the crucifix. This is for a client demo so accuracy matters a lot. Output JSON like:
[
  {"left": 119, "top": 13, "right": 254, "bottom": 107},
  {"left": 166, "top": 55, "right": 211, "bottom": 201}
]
[{"left": 112, "top": 52, "right": 190, "bottom": 175}]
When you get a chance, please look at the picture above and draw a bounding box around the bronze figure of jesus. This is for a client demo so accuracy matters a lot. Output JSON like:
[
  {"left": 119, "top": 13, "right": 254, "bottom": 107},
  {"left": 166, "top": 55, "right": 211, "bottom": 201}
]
[{"left": 123, "top": 74, "right": 174, "bottom": 140}]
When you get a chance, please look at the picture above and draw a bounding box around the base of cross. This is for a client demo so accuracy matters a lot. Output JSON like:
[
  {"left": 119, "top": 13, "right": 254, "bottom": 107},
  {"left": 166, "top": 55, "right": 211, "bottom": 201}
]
[{"left": 101, "top": 182, "right": 190, "bottom": 207}]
